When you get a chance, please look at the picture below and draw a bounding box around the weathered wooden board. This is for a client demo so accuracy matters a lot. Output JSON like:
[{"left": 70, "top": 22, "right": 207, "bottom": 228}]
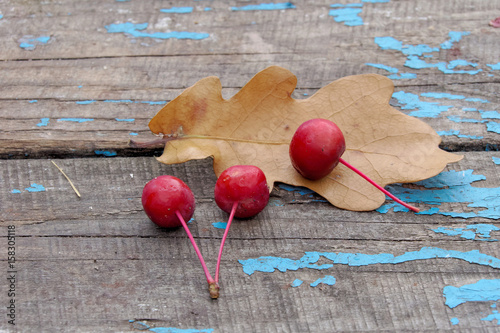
[
  {"left": 1, "top": 153, "right": 499, "bottom": 332},
  {"left": 1, "top": 0, "right": 499, "bottom": 157}
]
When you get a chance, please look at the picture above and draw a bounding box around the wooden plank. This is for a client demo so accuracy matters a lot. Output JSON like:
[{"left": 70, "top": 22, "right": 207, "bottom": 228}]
[
  {"left": 1, "top": 0, "right": 499, "bottom": 157},
  {"left": 1, "top": 152, "right": 499, "bottom": 331},
  {"left": 1, "top": 62, "right": 499, "bottom": 157}
]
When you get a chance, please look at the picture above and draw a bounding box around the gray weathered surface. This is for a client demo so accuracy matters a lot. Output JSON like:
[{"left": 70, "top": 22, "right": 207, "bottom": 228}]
[{"left": 1, "top": 0, "right": 500, "bottom": 332}]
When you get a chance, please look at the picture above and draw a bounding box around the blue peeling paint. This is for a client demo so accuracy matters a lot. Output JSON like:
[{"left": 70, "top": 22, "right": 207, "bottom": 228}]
[
  {"left": 58, "top": 118, "right": 94, "bottom": 123},
  {"left": 482, "top": 310, "right": 500, "bottom": 325},
  {"left": 432, "top": 224, "right": 499, "bottom": 241},
  {"left": 329, "top": 5, "right": 363, "bottom": 27},
  {"left": 76, "top": 100, "right": 95, "bottom": 105},
  {"left": 374, "top": 32, "right": 492, "bottom": 76},
  {"left": 0, "top": 14, "right": 3, "bottom": 19},
  {"left": 212, "top": 222, "right": 227, "bottom": 229},
  {"left": 25, "top": 183, "right": 46, "bottom": 192},
  {"left": 421, "top": 92, "right": 465, "bottom": 100},
  {"left": 291, "top": 279, "right": 303, "bottom": 287},
  {"left": 310, "top": 275, "right": 336, "bottom": 287},
  {"left": 29, "top": 100, "right": 38, "bottom": 103},
  {"left": 493, "top": 157, "right": 500, "bottom": 165},
  {"left": 239, "top": 247, "right": 500, "bottom": 276},
  {"left": 374, "top": 36, "right": 439, "bottom": 56},
  {"left": 392, "top": 91, "right": 453, "bottom": 118},
  {"left": 487, "top": 122, "right": 500, "bottom": 134},
  {"left": 129, "top": 132, "right": 138, "bottom": 136},
  {"left": 405, "top": 56, "right": 482, "bottom": 75},
  {"left": 366, "top": 63, "right": 398, "bottom": 73},
  {"left": 129, "top": 321, "right": 214, "bottom": 333},
  {"left": 231, "top": 3, "right": 296, "bottom": 11},
  {"left": 94, "top": 150, "right": 117, "bottom": 157},
  {"left": 160, "top": 7, "right": 193, "bottom": 14},
  {"left": 436, "top": 130, "right": 483, "bottom": 140},
  {"left": 420, "top": 92, "right": 489, "bottom": 103},
  {"left": 105, "top": 22, "right": 209, "bottom": 40},
  {"left": 37, "top": 118, "right": 50, "bottom": 127},
  {"left": 443, "top": 279, "right": 500, "bottom": 309},
  {"left": 105, "top": 99, "right": 133, "bottom": 103},
  {"left": 19, "top": 36, "right": 50, "bottom": 50},
  {"left": 115, "top": 118, "right": 135, "bottom": 122},
  {"left": 450, "top": 317, "right": 459, "bottom": 325},
  {"left": 481, "top": 111, "right": 500, "bottom": 119},
  {"left": 388, "top": 73, "right": 417, "bottom": 80},
  {"left": 366, "top": 62, "right": 418, "bottom": 79},
  {"left": 378, "top": 169, "right": 500, "bottom": 220},
  {"left": 440, "top": 31, "right": 470, "bottom": 49},
  {"left": 149, "top": 328, "right": 214, "bottom": 333},
  {"left": 487, "top": 63, "right": 500, "bottom": 71},
  {"left": 140, "top": 101, "right": 167, "bottom": 105},
  {"left": 11, "top": 189, "right": 21, "bottom": 194},
  {"left": 446, "top": 116, "right": 484, "bottom": 124}
]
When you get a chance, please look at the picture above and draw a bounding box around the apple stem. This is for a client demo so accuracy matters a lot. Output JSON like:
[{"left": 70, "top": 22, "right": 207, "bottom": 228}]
[
  {"left": 175, "top": 211, "right": 219, "bottom": 298},
  {"left": 215, "top": 201, "right": 238, "bottom": 284},
  {"left": 339, "top": 158, "right": 420, "bottom": 213}
]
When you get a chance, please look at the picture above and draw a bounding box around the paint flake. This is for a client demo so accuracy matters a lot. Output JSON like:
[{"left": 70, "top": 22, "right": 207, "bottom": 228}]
[
  {"left": 239, "top": 247, "right": 500, "bottom": 276},
  {"left": 105, "top": 22, "right": 209, "bottom": 40},
  {"left": 310, "top": 275, "right": 336, "bottom": 287},
  {"left": 443, "top": 279, "right": 500, "bottom": 308}
]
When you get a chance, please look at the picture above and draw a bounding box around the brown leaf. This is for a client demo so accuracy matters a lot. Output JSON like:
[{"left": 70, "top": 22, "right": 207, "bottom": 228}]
[{"left": 148, "top": 66, "right": 462, "bottom": 211}]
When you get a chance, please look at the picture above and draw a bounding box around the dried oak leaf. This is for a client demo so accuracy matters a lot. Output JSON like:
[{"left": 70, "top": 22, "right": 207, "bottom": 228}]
[{"left": 149, "top": 66, "right": 462, "bottom": 211}]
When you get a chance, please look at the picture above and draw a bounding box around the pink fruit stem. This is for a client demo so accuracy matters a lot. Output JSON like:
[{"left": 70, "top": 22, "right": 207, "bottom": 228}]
[
  {"left": 175, "top": 211, "right": 216, "bottom": 285},
  {"left": 339, "top": 158, "right": 420, "bottom": 213},
  {"left": 215, "top": 201, "right": 238, "bottom": 283}
]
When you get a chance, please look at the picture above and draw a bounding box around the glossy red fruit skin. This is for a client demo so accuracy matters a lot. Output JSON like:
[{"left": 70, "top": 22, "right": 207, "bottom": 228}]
[
  {"left": 214, "top": 165, "right": 269, "bottom": 219},
  {"left": 289, "top": 118, "right": 346, "bottom": 180},
  {"left": 142, "top": 175, "right": 195, "bottom": 228}
]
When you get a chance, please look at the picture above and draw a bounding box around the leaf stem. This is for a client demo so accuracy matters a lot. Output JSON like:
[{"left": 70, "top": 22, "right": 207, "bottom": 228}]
[
  {"left": 339, "top": 158, "right": 420, "bottom": 213},
  {"left": 175, "top": 211, "right": 219, "bottom": 298},
  {"left": 215, "top": 201, "right": 238, "bottom": 283}
]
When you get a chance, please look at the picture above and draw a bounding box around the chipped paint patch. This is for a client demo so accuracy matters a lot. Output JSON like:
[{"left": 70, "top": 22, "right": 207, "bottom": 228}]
[
  {"left": 129, "top": 320, "right": 214, "bottom": 333},
  {"left": 37, "top": 118, "right": 50, "bottom": 127},
  {"left": 94, "top": 150, "right": 117, "bottom": 157},
  {"left": 443, "top": 279, "right": 500, "bottom": 309},
  {"left": 310, "top": 275, "right": 336, "bottom": 287},
  {"left": 239, "top": 247, "right": 500, "bottom": 276},
  {"left": 291, "top": 279, "right": 303, "bottom": 287},
  {"left": 211, "top": 222, "right": 227, "bottom": 229},
  {"left": 436, "top": 130, "right": 483, "bottom": 140},
  {"left": 432, "top": 224, "right": 499, "bottom": 241},
  {"left": 160, "top": 7, "right": 193, "bottom": 14},
  {"left": 366, "top": 63, "right": 417, "bottom": 79},
  {"left": 105, "top": 22, "right": 209, "bottom": 40},
  {"left": 378, "top": 169, "right": 500, "bottom": 220},
  {"left": 19, "top": 36, "right": 51, "bottom": 50},
  {"left": 58, "top": 118, "right": 94, "bottom": 123},
  {"left": 329, "top": 4, "right": 364, "bottom": 27},
  {"left": 25, "top": 183, "right": 46, "bottom": 192}
]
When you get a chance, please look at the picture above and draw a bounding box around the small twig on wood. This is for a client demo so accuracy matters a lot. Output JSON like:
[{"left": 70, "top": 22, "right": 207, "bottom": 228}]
[{"left": 51, "top": 161, "right": 81, "bottom": 198}]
